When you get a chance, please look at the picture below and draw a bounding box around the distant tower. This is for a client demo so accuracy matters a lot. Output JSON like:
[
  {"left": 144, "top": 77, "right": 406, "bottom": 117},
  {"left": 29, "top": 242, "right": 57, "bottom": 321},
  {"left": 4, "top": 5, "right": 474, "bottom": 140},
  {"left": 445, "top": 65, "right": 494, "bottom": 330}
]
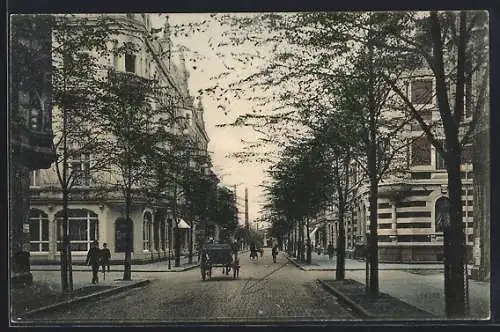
[
  {"left": 160, "top": 16, "right": 172, "bottom": 69},
  {"left": 245, "top": 187, "right": 249, "bottom": 229}
]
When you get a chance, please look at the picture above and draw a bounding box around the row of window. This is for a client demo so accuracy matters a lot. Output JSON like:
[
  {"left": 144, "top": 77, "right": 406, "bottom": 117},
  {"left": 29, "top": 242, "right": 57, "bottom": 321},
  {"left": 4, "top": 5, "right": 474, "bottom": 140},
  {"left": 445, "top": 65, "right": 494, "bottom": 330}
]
[
  {"left": 411, "top": 137, "right": 473, "bottom": 167},
  {"left": 378, "top": 221, "right": 473, "bottom": 230},
  {"left": 378, "top": 209, "right": 473, "bottom": 219},
  {"left": 29, "top": 208, "right": 176, "bottom": 253},
  {"left": 30, "top": 153, "right": 91, "bottom": 187},
  {"left": 29, "top": 209, "right": 97, "bottom": 252},
  {"left": 377, "top": 234, "right": 475, "bottom": 243}
]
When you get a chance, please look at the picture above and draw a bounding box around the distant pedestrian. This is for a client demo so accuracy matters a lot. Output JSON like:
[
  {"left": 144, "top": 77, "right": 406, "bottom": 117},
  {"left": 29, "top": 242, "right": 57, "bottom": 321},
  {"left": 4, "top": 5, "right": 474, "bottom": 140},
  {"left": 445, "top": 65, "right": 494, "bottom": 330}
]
[
  {"left": 327, "top": 243, "right": 334, "bottom": 261},
  {"left": 100, "top": 243, "right": 111, "bottom": 275},
  {"left": 272, "top": 244, "right": 279, "bottom": 263},
  {"left": 86, "top": 240, "right": 100, "bottom": 284}
]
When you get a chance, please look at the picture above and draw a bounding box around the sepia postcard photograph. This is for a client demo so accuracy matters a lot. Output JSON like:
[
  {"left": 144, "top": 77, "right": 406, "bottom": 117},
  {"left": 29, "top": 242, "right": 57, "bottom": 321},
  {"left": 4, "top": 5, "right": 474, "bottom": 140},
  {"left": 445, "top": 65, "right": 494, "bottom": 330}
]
[{"left": 7, "top": 8, "right": 492, "bottom": 326}]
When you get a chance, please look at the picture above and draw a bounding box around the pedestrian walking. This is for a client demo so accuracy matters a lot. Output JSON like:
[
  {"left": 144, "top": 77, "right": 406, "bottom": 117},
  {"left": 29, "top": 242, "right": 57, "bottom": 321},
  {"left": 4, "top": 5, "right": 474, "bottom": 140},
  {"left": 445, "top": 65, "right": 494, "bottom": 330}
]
[
  {"left": 100, "top": 243, "right": 111, "bottom": 279},
  {"left": 327, "top": 242, "right": 334, "bottom": 261},
  {"left": 86, "top": 240, "right": 101, "bottom": 284},
  {"left": 272, "top": 243, "right": 279, "bottom": 263}
]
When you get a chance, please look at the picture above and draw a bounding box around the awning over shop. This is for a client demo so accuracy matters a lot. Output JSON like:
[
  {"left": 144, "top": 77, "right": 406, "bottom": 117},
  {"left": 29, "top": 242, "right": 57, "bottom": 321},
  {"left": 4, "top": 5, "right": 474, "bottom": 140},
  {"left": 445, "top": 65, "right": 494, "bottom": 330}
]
[
  {"left": 177, "top": 219, "right": 191, "bottom": 229},
  {"left": 309, "top": 226, "right": 320, "bottom": 237}
]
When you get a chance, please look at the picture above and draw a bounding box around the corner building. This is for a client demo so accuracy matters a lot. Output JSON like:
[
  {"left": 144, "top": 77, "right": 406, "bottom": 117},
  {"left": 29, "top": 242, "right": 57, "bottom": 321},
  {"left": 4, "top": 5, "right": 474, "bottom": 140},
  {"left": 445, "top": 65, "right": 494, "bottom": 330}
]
[{"left": 28, "top": 14, "right": 211, "bottom": 265}]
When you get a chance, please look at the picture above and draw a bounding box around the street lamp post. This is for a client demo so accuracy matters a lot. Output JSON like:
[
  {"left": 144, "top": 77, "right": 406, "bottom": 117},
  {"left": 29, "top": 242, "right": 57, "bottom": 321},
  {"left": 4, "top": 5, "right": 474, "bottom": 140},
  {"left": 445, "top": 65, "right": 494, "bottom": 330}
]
[
  {"left": 201, "top": 163, "right": 210, "bottom": 244},
  {"left": 168, "top": 218, "right": 172, "bottom": 270}
]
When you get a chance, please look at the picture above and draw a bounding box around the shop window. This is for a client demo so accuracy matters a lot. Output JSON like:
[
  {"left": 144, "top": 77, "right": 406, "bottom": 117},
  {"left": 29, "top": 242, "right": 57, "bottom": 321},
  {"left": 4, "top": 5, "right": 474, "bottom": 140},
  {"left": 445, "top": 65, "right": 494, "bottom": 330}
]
[
  {"left": 115, "top": 217, "right": 133, "bottom": 253},
  {"left": 143, "top": 212, "right": 152, "bottom": 251},
  {"left": 160, "top": 219, "right": 166, "bottom": 250},
  {"left": 29, "top": 209, "right": 49, "bottom": 252},
  {"left": 56, "top": 209, "right": 98, "bottom": 251},
  {"left": 153, "top": 216, "right": 160, "bottom": 251}
]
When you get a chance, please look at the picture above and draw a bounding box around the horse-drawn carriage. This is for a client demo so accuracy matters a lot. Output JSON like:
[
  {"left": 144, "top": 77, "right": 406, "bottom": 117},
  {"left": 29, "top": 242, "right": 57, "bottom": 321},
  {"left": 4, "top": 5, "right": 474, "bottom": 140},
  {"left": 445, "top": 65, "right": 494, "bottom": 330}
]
[{"left": 200, "top": 241, "right": 239, "bottom": 281}]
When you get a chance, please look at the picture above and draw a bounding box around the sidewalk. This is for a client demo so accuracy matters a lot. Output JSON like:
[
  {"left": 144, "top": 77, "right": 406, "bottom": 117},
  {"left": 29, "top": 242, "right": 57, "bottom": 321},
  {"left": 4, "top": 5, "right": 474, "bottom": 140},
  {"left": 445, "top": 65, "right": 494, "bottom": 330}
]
[
  {"left": 287, "top": 252, "right": 446, "bottom": 271},
  {"left": 31, "top": 256, "right": 200, "bottom": 272},
  {"left": 12, "top": 257, "right": 199, "bottom": 321},
  {"left": 11, "top": 278, "right": 149, "bottom": 321},
  {"left": 319, "top": 279, "right": 436, "bottom": 320},
  {"left": 287, "top": 254, "right": 490, "bottom": 319}
]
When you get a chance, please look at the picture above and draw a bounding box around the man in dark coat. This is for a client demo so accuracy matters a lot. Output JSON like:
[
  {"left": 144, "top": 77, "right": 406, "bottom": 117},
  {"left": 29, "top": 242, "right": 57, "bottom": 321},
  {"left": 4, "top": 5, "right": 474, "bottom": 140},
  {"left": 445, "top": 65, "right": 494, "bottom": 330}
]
[
  {"left": 327, "top": 243, "right": 334, "bottom": 261},
  {"left": 86, "top": 240, "right": 100, "bottom": 284},
  {"left": 272, "top": 243, "right": 279, "bottom": 263},
  {"left": 101, "top": 243, "right": 111, "bottom": 273}
]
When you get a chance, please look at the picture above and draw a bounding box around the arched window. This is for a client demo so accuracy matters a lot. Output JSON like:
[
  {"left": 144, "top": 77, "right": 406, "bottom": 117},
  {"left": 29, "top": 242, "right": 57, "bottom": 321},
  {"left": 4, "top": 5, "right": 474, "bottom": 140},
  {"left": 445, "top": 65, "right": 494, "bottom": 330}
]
[
  {"left": 160, "top": 218, "right": 166, "bottom": 251},
  {"left": 435, "top": 197, "right": 450, "bottom": 233},
  {"left": 153, "top": 213, "right": 160, "bottom": 251},
  {"left": 143, "top": 212, "right": 152, "bottom": 251},
  {"left": 56, "top": 209, "right": 98, "bottom": 252},
  {"left": 115, "top": 217, "right": 133, "bottom": 253},
  {"left": 29, "top": 209, "right": 49, "bottom": 252}
]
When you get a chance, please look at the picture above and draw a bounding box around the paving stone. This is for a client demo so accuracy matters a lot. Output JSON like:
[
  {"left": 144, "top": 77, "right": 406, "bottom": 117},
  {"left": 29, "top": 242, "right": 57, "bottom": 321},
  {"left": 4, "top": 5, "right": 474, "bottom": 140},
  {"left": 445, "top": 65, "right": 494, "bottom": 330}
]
[{"left": 18, "top": 249, "right": 356, "bottom": 324}]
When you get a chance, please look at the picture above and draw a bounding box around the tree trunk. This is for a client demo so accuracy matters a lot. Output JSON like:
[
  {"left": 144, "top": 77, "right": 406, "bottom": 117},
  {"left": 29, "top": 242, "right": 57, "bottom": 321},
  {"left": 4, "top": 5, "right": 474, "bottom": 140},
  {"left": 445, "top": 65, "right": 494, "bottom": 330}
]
[
  {"left": 123, "top": 184, "right": 132, "bottom": 281},
  {"left": 62, "top": 188, "right": 74, "bottom": 293},
  {"left": 298, "top": 221, "right": 303, "bottom": 262},
  {"left": 306, "top": 218, "right": 312, "bottom": 264},
  {"left": 472, "top": 124, "right": 490, "bottom": 280},
  {"left": 428, "top": 11, "right": 466, "bottom": 317},
  {"left": 367, "top": 25, "right": 379, "bottom": 296},
  {"left": 188, "top": 220, "right": 193, "bottom": 264},
  {"left": 174, "top": 180, "right": 181, "bottom": 267},
  {"left": 336, "top": 205, "right": 346, "bottom": 280},
  {"left": 368, "top": 165, "right": 379, "bottom": 295},
  {"left": 10, "top": 161, "right": 33, "bottom": 287},
  {"left": 445, "top": 142, "right": 466, "bottom": 317}
]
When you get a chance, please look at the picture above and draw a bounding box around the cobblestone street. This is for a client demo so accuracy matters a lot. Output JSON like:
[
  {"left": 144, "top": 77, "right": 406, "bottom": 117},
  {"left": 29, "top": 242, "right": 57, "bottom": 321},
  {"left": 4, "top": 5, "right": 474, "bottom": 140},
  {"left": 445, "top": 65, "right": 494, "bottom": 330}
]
[{"left": 23, "top": 249, "right": 356, "bottom": 323}]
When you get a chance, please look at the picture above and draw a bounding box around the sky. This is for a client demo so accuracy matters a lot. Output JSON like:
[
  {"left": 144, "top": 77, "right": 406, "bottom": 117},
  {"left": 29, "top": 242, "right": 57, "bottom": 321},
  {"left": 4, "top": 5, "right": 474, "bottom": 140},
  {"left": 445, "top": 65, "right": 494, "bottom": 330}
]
[{"left": 151, "top": 13, "right": 275, "bottom": 227}]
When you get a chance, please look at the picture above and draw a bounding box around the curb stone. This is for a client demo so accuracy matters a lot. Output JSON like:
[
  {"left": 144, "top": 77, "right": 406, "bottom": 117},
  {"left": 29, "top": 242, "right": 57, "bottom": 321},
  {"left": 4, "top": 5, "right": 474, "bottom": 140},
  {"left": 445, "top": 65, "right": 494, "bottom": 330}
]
[
  {"left": 31, "top": 265, "right": 200, "bottom": 273},
  {"left": 16, "top": 279, "right": 150, "bottom": 319},
  {"left": 317, "top": 279, "right": 436, "bottom": 319},
  {"left": 285, "top": 256, "right": 306, "bottom": 270},
  {"left": 285, "top": 255, "right": 444, "bottom": 271},
  {"left": 317, "top": 279, "right": 374, "bottom": 318}
]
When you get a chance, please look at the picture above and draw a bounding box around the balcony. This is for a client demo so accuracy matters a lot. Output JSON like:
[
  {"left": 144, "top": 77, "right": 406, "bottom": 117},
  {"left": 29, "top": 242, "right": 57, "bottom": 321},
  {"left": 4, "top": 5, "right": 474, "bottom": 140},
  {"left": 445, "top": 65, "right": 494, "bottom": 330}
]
[{"left": 11, "top": 124, "right": 55, "bottom": 170}]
